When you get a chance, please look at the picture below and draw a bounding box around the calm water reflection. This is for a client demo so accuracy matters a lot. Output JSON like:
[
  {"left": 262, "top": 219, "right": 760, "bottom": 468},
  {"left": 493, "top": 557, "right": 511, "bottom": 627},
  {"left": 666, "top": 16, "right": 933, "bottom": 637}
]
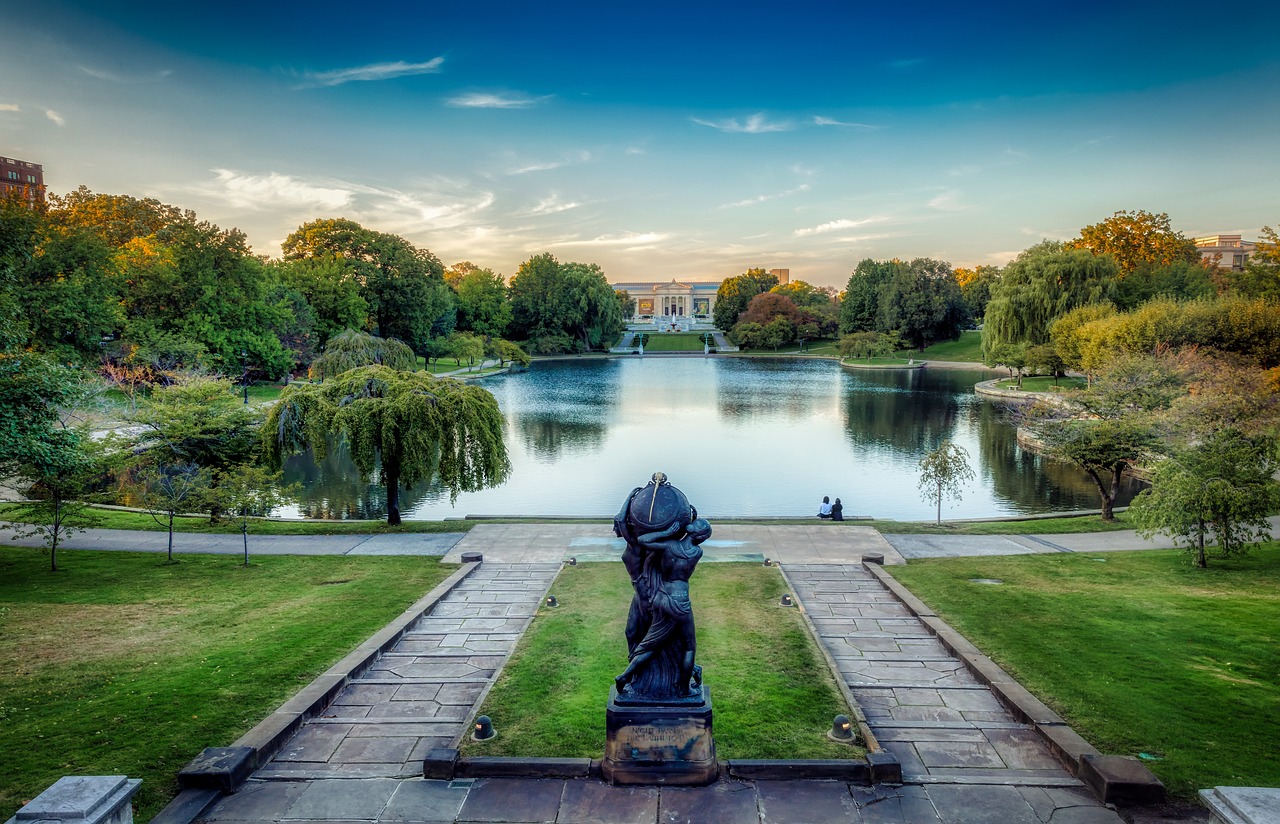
[{"left": 279, "top": 357, "right": 1141, "bottom": 520}]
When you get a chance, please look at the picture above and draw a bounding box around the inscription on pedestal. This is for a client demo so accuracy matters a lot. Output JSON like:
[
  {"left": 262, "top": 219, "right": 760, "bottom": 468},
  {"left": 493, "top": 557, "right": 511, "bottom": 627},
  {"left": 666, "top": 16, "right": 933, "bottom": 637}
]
[{"left": 602, "top": 685, "right": 717, "bottom": 785}]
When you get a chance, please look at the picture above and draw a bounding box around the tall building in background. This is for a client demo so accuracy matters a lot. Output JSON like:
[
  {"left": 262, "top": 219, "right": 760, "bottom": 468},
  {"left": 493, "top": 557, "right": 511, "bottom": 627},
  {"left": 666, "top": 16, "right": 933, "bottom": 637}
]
[{"left": 0, "top": 155, "right": 45, "bottom": 206}]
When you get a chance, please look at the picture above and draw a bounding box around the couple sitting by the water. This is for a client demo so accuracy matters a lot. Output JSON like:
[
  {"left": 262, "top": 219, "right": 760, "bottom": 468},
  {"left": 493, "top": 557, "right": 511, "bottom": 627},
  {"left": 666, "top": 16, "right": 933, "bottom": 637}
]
[{"left": 817, "top": 496, "right": 844, "bottom": 521}]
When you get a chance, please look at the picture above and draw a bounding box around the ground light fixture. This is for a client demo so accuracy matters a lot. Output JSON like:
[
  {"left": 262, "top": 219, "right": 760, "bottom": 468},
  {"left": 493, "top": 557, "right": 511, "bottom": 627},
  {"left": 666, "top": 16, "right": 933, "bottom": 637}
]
[
  {"left": 545, "top": 595, "right": 559, "bottom": 608},
  {"left": 567, "top": 557, "right": 577, "bottom": 566},
  {"left": 779, "top": 593, "right": 794, "bottom": 607},
  {"left": 473, "top": 715, "right": 495, "bottom": 741},
  {"left": 830, "top": 714, "right": 853, "bottom": 741},
  {"left": 763, "top": 558, "right": 773, "bottom": 566}
]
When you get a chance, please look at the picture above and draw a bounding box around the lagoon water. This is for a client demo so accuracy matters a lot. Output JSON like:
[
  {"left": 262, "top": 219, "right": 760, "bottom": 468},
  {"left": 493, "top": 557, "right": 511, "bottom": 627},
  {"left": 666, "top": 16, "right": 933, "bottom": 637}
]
[{"left": 278, "top": 357, "right": 1141, "bottom": 521}]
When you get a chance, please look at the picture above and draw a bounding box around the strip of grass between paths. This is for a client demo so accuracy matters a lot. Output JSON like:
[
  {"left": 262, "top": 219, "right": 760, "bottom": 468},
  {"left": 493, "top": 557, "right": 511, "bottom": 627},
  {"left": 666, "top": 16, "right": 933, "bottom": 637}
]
[
  {"left": 460, "top": 563, "right": 863, "bottom": 760},
  {"left": 994, "top": 376, "right": 1088, "bottom": 392},
  {"left": 637, "top": 333, "right": 709, "bottom": 351},
  {"left": 888, "top": 545, "right": 1280, "bottom": 798},
  {"left": 0, "top": 549, "right": 453, "bottom": 823},
  {"left": 0, "top": 504, "right": 472, "bottom": 535}
]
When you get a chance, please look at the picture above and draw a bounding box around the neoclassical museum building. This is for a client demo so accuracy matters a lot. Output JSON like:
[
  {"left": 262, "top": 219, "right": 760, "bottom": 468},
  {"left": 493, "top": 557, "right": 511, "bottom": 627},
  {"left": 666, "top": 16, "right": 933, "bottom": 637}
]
[{"left": 613, "top": 269, "right": 789, "bottom": 327}]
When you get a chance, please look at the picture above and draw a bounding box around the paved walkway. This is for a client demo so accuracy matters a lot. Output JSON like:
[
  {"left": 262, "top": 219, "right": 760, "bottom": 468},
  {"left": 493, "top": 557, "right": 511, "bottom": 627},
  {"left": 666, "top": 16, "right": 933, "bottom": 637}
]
[
  {"left": 251, "top": 562, "right": 559, "bottom": 780},
  {"left": 786, "top": 564, "right": 1075, "bottom": 786}
]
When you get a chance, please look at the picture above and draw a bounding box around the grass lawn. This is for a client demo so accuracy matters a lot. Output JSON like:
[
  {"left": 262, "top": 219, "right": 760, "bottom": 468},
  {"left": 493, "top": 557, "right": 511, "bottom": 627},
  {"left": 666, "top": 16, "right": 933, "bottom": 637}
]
[
  {"left": 888, "top": 545, "right": 1280, "bottom": 797},
  {"left": 638, "top": 333, "right": 709, "bottom": 351},
  {"left": 0, "top": 549, "right": 453, "bottom": 823},
  {"left": 461, "top": 563, "right": 862, "bottom": 760},
  {"left": 995, "top": 376, "right": 1088, "bottom": 392},
  {"left": 897, "top": 330, "right": 984, "bottom": 362},
  {"left": 0, "top": 504, "right": 473, "bottom": 535},
  {"left": 862, "top": 512, "right": 1135, "bottom": 535},
  {"left": 840, "top": 356, "right": 914, "bottom": 366}
]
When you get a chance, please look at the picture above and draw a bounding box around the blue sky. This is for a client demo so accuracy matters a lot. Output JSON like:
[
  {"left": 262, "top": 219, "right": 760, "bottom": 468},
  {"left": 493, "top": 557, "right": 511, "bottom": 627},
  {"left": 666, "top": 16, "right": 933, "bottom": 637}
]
[{"left": 3, "top": 0, "right": 1277, "bottom": 287}]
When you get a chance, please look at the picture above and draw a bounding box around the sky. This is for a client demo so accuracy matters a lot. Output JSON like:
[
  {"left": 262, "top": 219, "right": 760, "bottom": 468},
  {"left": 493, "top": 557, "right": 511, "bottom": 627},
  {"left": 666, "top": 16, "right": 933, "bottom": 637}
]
[{"left": 3, "top": 0, "right": 1278, "bottom": 289}]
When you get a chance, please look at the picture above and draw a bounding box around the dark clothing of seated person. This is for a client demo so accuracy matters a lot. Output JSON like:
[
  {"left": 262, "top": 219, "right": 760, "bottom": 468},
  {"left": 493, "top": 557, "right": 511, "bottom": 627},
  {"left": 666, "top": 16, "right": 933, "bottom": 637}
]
[
  {"left": 817, "top": 496, "right": 833, "bottom": 518},
  {"left": 830, "top": 499, "right": 844, "bottom": 521}
]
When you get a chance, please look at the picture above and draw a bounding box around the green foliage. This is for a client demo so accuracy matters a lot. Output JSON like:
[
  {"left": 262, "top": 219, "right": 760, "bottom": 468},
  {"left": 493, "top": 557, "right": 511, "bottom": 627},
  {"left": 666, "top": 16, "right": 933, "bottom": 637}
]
[
  {"left": 282, "top": 218, "right": 453, "bottom": 351},
  {"left": 487, "top": 338, "right": 531, "bottom": 367},
  {"left": 308, "top": 329, "right": 415, "bottom": 380},
  {"left": 917, "top": 441, "right": 974, "bottom": 524},
  {"left": 7, "top": 432, "right": 105, "bottom": 571},
  {"left": 132, "top": 376, "right": 260, "bottom": 477},
  {"left": 272, "top": 256, "right": 368, "bottom": 349},
  {"left": 713, "top": 268, "right": 778, "bottom": 331},
  {"left": 840, "top": 258, "right": 902, "bottom": 333},
  {"left": 509, "top": 254, "right": 621, "bottom": 350},
  {"left": 1112, "top": 259, "right": 1215, "bottom": 310},
  {"left": 1027, "top": 413, "right": 1157, "bottom": 520},
  {"left": 839, "top": 331, "right": 881, "bottom": 360},
  {"left": 1130, "top": 430, "right": 1280, "bottom": 568},
  {"left": 215, "top": 464, "right": 298, "bottom": 566},
  {"left": 986, "top": 342, "right": 1027, "bottom": 384},
  {"left": 453, "top": 266, "right": 512, "bottom": 338},
  {"left": 954, "top": 265, "right": 1001, "bottom": 320},
  {"left": 982, "top": 241, "right": 1118, "bottom": 362},
  {"left": 261, "top": 365, "right": 509, "bottom": 524},
  {"left": 0, "top": 353, "right": 84, "bottom": 476},
  {"left": 728, "top": 321, "right": 763, "bottom": 349},
  {"left": 876, "top": 258, "right": 969, "bottom": 350},
  {"left": 1068, "top": 209, "right": 1199, "bottom": 275}
]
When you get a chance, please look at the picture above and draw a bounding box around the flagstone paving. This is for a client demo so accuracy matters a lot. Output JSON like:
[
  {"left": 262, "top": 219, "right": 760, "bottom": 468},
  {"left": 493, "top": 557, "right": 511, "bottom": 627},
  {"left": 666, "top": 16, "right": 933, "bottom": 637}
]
[
  {"left": 253, "top": 562, "right": 560, "bottom": 780},
  {"left": 784, "top": 563, "right": 1078, "bottom": 786}
]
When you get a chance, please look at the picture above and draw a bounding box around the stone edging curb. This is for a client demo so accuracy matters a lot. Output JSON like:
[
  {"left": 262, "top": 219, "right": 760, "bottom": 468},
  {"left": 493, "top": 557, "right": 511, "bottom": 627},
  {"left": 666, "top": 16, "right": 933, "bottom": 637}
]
[
  {"left": 152, "top": 562, "right": 482, "bottom": 823},
  {"left": 863, "top": 563, "right": 1166, "bottom": 806}
]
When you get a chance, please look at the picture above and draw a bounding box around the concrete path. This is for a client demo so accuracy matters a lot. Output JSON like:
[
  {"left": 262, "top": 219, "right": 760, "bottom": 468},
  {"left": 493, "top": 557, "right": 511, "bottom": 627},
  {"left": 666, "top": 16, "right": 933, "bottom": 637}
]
[
  {"left": 198, "top": 774, "right": 1125, "bottom": 823},
  {"left": 786, "top": 564, "right": 1080, "bottom": 788},
  {"left": 255, "top": 562, "right": 559, "bottom": 780}
]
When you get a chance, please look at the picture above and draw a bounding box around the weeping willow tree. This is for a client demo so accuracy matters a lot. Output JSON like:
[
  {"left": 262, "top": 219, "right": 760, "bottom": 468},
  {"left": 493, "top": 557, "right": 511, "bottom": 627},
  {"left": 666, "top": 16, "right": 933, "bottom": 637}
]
[
  {"left": 308, "top": 329, "right": 416, "bottom": 380},
  {"left": 982, "top": 241, "right": 1118, "bottom": 364},
  {"left": 261, "top": 365, "right": 509, "bottom": 524}
]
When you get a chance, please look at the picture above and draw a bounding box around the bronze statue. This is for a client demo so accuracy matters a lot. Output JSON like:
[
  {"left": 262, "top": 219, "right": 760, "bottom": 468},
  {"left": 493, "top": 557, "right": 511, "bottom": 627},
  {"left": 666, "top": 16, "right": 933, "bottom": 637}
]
[{"left": 613, "top": 472, "right": 711, "bottom": 701}]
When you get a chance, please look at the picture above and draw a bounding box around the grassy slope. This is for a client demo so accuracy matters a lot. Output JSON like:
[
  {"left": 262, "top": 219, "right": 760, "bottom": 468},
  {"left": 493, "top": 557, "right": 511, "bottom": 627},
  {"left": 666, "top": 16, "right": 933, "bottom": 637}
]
[
  {"left": 461, "top": 564, "right": 861, "bottom": 760},
  {"left": 898, "top": 330, "right": 984, "bottom": 362},
  {"left": 0, "top": 550, "right": 452, "bottom": 822},
  {"left": 639, "top": 333, "right": 709, "bottom": 351},
  {"left": 889, "top": 545, "right": 1280, "bottom": 797}
]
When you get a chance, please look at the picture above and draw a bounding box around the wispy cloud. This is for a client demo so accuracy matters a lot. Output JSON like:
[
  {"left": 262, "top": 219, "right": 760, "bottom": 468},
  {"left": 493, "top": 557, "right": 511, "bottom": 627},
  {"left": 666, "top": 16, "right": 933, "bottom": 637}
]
[
  {"left": 509, "top": 150, "right": 591, "bottom": 175},
  {"left": 0, "top": 104, "right": 19, "bottom": 112},
  {"left": 546, "top": 231, "right": 668, "bottom": 249},
  {"left": 927, "top": 190, "right": 968, "bottom": 211},
  {"left": 519, "top": 195, "right": 581, "bottom": 217},
  {"left": 45, "top": 110, "right": 65, "bottom": 126},
  {"left": 294, "top": 57, "right": 444, "bottom": 88},
  {"left": 79, "top": 65, "right": 172, "bottom": 83},
  {"left": 720, "top": 184, "right": 810, "bottom": 209},
  {"left": 692, "top": 113, "right": 792, "bottom": 134},
  {"left": 794, "top": 216, "right": 889, "bottom": 237},
  {"left": 446, "top": 91, "right": 546, "bottom": 109},
  {"left": 812, "top": 116, "right": 877, "bottom": 130},
  {"left": 202, "top": 170, "right": 354, "bottom": 211}
]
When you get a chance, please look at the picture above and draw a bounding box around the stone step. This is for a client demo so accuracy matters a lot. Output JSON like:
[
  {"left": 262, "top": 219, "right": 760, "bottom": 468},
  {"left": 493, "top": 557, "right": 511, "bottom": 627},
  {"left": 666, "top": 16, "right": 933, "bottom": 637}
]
[
  {"left": 904, "top": 773, "right": 1085, "bottom": 788},
  {"left": 1198, "top": 787, "right": 1280, "bottom": 824},
  {"left": 353, "top": 677, "right": 490, "bottom": 685},
  {"left": 849, "top": 682, "right": 988, "bottom": 690},
  {"left": 871, "top": 720, "right": 1030, "bottom": 730},
  {"left": 307, "top": 716, "right": 460, "bottom": 725}
]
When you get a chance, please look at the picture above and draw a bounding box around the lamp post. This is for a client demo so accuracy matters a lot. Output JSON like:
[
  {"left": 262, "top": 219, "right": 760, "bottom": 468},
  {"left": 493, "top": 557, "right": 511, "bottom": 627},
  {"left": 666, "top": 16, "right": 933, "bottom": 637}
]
[{"left": 241, "top": 350, "right": 249, "bottom": 404}]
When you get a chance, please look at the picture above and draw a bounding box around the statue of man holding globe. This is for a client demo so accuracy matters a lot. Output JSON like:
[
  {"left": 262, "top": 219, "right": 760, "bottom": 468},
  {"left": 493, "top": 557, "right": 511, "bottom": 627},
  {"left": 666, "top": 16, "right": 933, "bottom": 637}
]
[{"left": 612, "top": 472, "right": 711, "bottom": 702}]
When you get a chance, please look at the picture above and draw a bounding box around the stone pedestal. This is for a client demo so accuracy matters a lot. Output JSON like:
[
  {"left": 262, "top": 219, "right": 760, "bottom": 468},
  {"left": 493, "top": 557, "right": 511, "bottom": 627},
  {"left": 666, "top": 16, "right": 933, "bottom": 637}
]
[
  {"left": 602, "top": 685, "right": 717, "bottom": 786},
  {"left": 5, "top": 776, "right": 141, "bottom": 824}
]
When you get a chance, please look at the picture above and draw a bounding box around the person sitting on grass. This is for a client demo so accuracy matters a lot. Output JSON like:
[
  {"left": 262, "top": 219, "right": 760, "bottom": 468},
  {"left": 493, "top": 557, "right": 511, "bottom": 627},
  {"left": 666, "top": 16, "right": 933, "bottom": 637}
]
[
  {"left": 831, "top": 498, "right": 844, "bottom": 521},
  {"left": 817, "top": 496, "right": 833, "bottom": 518}
]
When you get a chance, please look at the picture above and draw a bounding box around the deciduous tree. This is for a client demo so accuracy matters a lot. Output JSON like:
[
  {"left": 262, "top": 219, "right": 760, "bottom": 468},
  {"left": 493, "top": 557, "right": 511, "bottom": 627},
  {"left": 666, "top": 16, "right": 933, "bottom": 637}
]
[
  {"left": 1130, "top": 430, "right": 1280, "bottom": 567},
  {"left": 713, "top": 268, "right": 778, "bottom": 331},
  {"left": 261, "top": 366, "right": 509, "bottom": 525},
  {"left": 309, "top": 329, "right": 415, "bottom": 380},
  {"left": 1068, "top": 209, "right": 1199, "bottom": 275},
  {"left": 917, "top": 441, "right": 974, "bottom": 525}
]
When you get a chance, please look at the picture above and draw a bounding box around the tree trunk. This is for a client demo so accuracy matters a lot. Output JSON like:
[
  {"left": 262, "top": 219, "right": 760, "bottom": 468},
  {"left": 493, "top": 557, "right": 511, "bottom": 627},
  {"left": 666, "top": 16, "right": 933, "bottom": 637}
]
[
  {"left": 1085, "top": 468, "right": 1115, "bottom": 521},
  {"left": 936, "top": 480, "right": 942, "bottom": 525},
  {"left": 51, "top": 495, "right": 60, "bottom": 572},
  {"left": 385, "top": 460, "right": 402, "bottom": 526},
  {"left": 167, "top": 512, "right": 175, "bottom": 562},
  {"left": 1196, "top": 518, "right": 1207, "bottom": 568}
]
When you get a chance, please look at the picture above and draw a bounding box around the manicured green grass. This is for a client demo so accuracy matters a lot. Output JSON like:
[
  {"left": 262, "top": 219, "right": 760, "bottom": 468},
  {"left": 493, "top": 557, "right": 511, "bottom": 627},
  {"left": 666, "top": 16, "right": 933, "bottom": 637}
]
[
  {"left": 0, "top": 504, "right": 473, "bottom": 535},
  {"left": 898, "top": 330, "right": 984, "bottom": 362},
  {"left": 0, "top": 550, "right": 453, "bottom": 823},
  {"left": 638, "top": 333, "right": 709, "bottom": 351},
  {"left": 461, "top": 564, "right": 862, "bottom": 760},
  {"left": 888, "top": 545, "right": 1280, "bottom": 797},
  {"left": 995, "top": 376, "right": 1088, "bottom": 392},
  {"left": 863, "top": 512, "right": 1135, "bottom": 535}
]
